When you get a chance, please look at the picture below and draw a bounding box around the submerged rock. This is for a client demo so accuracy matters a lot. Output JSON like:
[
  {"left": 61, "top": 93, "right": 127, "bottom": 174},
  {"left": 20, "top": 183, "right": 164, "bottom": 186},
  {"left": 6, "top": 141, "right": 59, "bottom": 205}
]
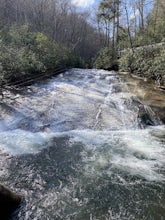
[
  {"left": 131, "top": 98, "right": 161, "bottom": 127},
  {"left": 138, "top": 105, "right": 157, "bottom": 127},
  {"left": 151, "top": 106, "right": 165, "bottom": 124},
  {"left": 0, "top": 184, "right": 23, "bottom": 219}
]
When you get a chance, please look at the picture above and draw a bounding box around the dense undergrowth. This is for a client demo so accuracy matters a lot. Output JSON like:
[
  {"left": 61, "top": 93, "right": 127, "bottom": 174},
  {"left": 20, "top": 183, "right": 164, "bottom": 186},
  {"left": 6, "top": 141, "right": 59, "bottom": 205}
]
[
  {"left": 93, "top": 47, "right": 119, "bottom": 71},
  {"left": 0, "top": 25, "right": 84, "bottom": 86},
  {"left": 119, "top": 44, "right": 165, "bottom": 86},
  {"left": 1, "top": 25, "right": 165, "bottom": 88},
  {"left": 94, "top": 44, "right": 165, "bottom": 87}
]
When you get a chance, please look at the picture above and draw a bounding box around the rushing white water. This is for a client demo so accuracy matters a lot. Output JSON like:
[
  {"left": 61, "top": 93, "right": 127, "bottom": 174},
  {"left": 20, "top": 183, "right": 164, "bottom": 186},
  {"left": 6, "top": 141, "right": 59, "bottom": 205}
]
[
  {"left": 0, "top": 69, "right": 165, "bottom": 219},
  {"left": 0, "top": 126, "right": 164, "bottom": 181}
]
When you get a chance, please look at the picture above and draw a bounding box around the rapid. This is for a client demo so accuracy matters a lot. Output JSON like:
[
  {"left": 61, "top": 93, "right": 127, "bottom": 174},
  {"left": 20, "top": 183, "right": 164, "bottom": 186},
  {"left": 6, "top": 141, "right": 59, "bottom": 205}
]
[{"left": 0, "top": 69, "right": 165, "bottom": 219}]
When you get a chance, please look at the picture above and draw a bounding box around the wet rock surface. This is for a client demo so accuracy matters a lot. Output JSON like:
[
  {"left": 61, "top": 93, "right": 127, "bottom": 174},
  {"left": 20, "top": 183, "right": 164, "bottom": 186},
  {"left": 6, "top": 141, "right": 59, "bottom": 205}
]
[
  {"left": 0, "top": 184, "right": 23, "bottom": 219},
  {"left": 0, "top": 69, "right": 164, "bottom": 219},
  {"left": 119, "top": 72, "right": 165, "bottom": 125}
]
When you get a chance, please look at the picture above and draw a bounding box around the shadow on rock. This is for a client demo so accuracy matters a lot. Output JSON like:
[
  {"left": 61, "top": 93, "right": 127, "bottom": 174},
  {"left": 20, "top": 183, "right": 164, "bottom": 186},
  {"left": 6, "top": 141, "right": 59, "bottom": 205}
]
[{"left": 0, "top": 184, "right": 24, "bottom": 219}]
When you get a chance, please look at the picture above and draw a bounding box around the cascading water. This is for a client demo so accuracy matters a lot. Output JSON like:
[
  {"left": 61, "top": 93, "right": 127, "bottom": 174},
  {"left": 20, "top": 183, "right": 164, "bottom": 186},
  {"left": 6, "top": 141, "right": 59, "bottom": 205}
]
[{"left": 0, "top": 69, "right": 165, "bottom": 219}]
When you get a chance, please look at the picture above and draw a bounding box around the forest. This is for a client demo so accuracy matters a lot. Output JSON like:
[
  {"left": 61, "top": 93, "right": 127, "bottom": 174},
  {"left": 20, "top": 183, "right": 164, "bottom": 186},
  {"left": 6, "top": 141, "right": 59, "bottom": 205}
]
[{"left": 0, "top": 0, "right": 165, "bottom": 86}]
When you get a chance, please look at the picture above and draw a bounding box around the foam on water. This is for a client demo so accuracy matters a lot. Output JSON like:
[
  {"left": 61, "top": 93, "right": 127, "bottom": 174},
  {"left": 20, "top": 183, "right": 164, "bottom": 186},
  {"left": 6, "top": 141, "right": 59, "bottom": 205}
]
[
  {"left": 0, "top": 69, "right": 165, "bottom": 219},
  {"left": 0, "top": 129, "right": 56, "bottom": 155},
  {"left": 0, "top": 125, "right": 164, "bottom": 181},
  {"left": 69, "top": 127, "right": 165, "bottom": 181}
]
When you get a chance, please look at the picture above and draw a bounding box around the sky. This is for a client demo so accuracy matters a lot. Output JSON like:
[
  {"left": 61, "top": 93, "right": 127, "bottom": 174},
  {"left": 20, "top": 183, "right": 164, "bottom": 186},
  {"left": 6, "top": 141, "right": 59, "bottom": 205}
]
[
  {"left": 71, "top": 0, "right": 153, "bottom": 21},
  {"left": 71, "top": 0, "right": 98, "bottom": 8}
]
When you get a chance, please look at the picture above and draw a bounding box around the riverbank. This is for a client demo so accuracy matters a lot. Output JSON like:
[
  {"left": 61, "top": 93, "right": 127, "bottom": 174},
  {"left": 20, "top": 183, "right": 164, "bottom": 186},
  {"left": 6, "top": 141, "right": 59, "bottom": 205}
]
[
  {"left": 0, "top": 25, "right": 85, "bottom": 91},
  {"left": 119, "top": 44, "right": 165, "bottom": 87},
  {"left": 119, "top": 71, "right": 165, "bottom": 124}
]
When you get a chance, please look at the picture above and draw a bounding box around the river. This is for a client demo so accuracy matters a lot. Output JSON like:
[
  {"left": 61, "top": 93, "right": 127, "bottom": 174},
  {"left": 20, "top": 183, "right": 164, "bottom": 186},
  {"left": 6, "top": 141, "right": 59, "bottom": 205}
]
[{"left": 0, "top": 69, "right": 165, "bottom": 219}]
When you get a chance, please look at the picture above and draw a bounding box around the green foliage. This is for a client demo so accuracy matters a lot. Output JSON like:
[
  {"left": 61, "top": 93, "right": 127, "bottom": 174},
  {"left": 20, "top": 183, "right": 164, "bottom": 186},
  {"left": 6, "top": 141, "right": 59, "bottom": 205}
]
[
  {"left": 144, "top": 0, "right": 165, "bottom": 44},
  {"left": 132, "top": 0, "right": 165, "bottom": 46},
  {"left": 119, "top": 44, "right": 165, "bottom": 85},
  {"left": 118, "top": 50, "right": 134, "bottom": 72},
  {"left": 0, "top": 45, "right": 44, "bottom": 83},
  {"left": 94, "top": 47, "right": 118, "bottom": 70},
  {"left": 8, "top": 25, "right": 33, "bottom": 47},
  {"left": 0, "top": 24, "right": 83, "bottom": 85},
  {"left": 0, "top": 26, "right": 45, "bottom": 83}
]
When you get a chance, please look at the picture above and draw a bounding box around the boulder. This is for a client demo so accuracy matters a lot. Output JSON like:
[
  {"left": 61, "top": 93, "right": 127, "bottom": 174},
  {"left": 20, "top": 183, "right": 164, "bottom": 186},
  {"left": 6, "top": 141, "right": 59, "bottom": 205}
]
[
  {"left": 131, "top": 98, "right": 161, "bottom": 127},
  {"left": 0, "top": 184, "right": 23, "bottom": 219}
]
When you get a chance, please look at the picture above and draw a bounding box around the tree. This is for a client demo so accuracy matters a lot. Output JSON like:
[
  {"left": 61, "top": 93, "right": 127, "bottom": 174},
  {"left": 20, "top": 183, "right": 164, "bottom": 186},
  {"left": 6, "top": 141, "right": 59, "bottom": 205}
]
[
  {"left": 97, "top": 0, "right": 121, "bottom": 49},
  {"left": 136, "top": 0, "right": 145, "bottom": 30},
  {"left": 124, "top": 3, "right": 134, "bottom": 52},
  {"left": 0, "top": 0, "right": 102, "bottom": 66},
  {"left": 145, "top": 0, "right": 165, "bottom": 43}
]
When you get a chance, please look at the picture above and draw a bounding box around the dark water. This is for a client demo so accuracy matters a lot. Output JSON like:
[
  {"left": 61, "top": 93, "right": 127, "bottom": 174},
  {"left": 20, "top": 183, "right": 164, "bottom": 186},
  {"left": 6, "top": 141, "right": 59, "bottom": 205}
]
[{"left": 0, "top": 69, "right": 165, "bottom": 219}]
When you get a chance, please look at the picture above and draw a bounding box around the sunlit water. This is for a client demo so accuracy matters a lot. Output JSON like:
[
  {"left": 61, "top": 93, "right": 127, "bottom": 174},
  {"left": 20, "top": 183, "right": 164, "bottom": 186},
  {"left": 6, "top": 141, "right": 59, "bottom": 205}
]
[{"left": 0, "top": 69, "right": 165, "bottom": 219}]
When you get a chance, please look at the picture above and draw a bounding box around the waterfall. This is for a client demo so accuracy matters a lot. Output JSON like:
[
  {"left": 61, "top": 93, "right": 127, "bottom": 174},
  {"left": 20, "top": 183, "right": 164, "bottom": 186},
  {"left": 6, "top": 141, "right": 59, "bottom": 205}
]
[{"left": 0, "top": 69, "right": 164, "bottom": 220}]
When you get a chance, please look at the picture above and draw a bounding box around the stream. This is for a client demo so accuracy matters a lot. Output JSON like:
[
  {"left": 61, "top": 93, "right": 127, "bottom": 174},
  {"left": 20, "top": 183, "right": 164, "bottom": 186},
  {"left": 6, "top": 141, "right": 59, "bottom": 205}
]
[{"left": 0, "top": 69, "right": 165, "bottom": 219}]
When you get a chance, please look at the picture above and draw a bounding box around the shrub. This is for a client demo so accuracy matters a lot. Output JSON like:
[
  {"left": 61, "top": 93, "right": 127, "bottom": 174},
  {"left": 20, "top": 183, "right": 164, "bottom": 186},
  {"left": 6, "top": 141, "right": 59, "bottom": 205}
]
[
  {"left": 93, "top": 47, "right": 118, "bottom": 70},
  {"left": 0, "top": 25, "right": 80, "bottom": 85},
  {"left": 0, "top": 46, "right": 45, "bottom": 82},
  {"left": 119, "top": 44, "right": 165, "bottom": 84}
]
